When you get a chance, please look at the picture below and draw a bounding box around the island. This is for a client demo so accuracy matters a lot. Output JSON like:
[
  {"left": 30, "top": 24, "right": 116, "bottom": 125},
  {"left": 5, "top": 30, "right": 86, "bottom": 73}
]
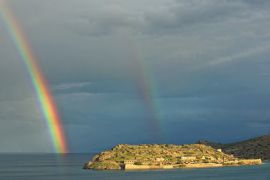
[{"left": 84, "top": 144, "right": 262, "bottom": 170}]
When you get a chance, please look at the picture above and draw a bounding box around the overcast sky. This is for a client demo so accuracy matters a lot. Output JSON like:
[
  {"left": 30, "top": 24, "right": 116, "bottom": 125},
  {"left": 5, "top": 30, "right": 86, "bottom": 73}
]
[{"left": 1, "top": 0, "right": 270, "bottom": 153}]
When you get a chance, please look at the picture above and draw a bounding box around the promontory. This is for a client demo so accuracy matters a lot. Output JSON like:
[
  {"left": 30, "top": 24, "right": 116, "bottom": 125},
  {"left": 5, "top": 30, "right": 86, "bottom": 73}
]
[{"left": 84, "top": 144, "right": 262, "bottom": 170}]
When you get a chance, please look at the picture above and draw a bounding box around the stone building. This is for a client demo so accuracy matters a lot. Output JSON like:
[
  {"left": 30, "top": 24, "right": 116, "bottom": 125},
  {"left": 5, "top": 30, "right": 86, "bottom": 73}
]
[{"left": 181, "top": 156, "right": 196, "bottom": 161}]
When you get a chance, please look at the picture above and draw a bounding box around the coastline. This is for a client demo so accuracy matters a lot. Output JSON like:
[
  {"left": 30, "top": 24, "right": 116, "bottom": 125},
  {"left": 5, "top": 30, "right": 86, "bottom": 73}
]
[
  {"left": 85, "top": 161, "right": 262, "bottom": 171},
  {"left": 119, "top": 159, "right": 262, "bottom": 170}
]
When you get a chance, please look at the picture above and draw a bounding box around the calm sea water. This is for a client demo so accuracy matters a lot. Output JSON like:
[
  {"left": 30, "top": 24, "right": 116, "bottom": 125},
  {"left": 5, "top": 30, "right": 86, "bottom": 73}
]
[{"left": 0, "top": 154, "right": 269, "bottom": 180}]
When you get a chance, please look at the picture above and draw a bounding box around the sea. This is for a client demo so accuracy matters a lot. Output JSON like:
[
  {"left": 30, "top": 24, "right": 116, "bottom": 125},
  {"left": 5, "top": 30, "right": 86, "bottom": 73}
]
[{"left": 0, "top": 154, "right": 269, "bottom": 180}]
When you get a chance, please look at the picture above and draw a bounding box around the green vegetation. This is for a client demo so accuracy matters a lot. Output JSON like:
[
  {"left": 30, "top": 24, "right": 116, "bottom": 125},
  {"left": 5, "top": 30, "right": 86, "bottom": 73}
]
[{"left": 87, "top": 161, "right": 120, "bottom": 170}]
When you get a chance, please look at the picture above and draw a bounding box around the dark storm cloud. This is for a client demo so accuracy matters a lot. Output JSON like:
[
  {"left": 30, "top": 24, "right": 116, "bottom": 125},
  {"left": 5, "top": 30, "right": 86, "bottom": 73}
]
[{"left": 1, "top": 0, "right": 270, "bottom": 152}]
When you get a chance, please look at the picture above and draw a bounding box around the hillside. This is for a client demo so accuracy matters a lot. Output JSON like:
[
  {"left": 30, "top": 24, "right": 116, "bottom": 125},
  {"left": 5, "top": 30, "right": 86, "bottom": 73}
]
[
  {"left": 197, "top": 134, "right": 270, "bottom": 161},
  {"left": 84, "top": 144, "right": 261, "bottom": 170}
]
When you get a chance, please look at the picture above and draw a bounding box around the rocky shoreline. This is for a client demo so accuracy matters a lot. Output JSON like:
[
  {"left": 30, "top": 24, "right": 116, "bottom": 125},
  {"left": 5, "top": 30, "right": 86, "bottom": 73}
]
[{"left": 85, "top": 160, "right": 262, "bottom": 170}]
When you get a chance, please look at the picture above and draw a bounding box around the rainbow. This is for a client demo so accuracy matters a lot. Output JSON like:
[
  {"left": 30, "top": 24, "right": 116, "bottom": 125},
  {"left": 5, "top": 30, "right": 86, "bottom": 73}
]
[
  {"left": 125, "top": 36, "right": 162, "bottom": 141},
  {"left": 136, "top": 56, "right": 162, "bottom": 142},
  {"left": 0, "top": 1, "right": 68, "bottom": 153}
]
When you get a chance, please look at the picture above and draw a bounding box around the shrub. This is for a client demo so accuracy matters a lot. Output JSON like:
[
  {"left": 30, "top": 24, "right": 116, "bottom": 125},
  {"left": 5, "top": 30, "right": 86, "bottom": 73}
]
[{"left": 134, "top": 162, "right": 143, "bottom": 165}]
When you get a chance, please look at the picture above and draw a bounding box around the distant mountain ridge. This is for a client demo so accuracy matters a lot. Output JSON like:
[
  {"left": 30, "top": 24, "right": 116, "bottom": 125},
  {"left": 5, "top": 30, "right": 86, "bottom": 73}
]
[{"left": 197, "top": 134, "right": 270, "bottom": 161}]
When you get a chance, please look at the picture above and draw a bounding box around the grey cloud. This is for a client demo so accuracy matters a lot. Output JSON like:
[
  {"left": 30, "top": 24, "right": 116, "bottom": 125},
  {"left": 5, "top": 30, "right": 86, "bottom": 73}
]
[
  {"left": 144, "top": 0, "right": 244, "bottom": 32},
  {"left": 86, "top": 5, "right": 145, "bottom": 36},
  {"left": 73, "top": 0, "right": 270, "bottom": 36},
  {"left": 206, "top": 43, "right": 270, "bottom": 67},
  {"left": 242, "top": 0, "right": 270, "bottom": 7},
  {"left": 53, "top": 82, "right": 91, "bottom": 91}
]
